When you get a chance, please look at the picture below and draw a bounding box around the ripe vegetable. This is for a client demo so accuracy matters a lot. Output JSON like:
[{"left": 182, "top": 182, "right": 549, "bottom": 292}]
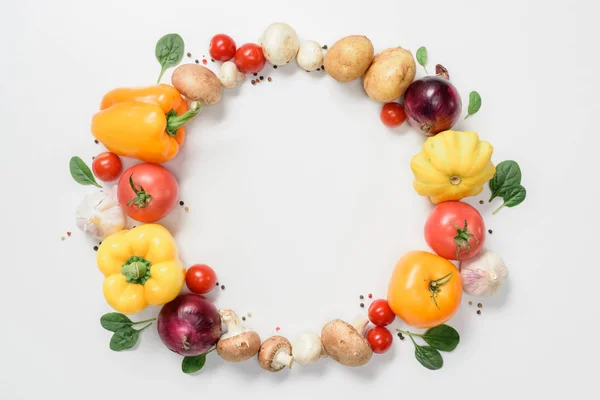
[
  {"left": 186, "top": 264, "right": 217, "bottom": 294},
  {"left": 363, "top": 47, "right": 416, "bottom": 103},
  {"left": 117, "top": 163, "right": 179, "bottom": 223},
  {"left": 209, "top": 34, "right": 236, "bottom": 61},
  {"left": 171, "top": 64, "right": 222, "bottom": 105},
  {"left": 321, "top": 316, "right": 372, "bottom": 367},
  {"left": 258, "top": 336, "right": 293, "bottom": 372},
  {"left": 366, "top": 326, "right": 393, "bottom": 354},
  {"left": 296, "top": 40, "right": 323, "bottom": 71},
  {"left": 410, "top": 130, "right": 495, "bottom": 204},
  {"left": 388, "top": 251, "right": 463, "bottom": 328},
  {"left": 97, "top": 224, "right": 186, "bottom": 314},
  {"left": 324, "top": 35, "right": 374, "bottom": 82},
  {"left": 92, "top": 152, "right": 122, "bottom": 182},
  {"left": 380, "top": 102, "right": 406, "bottom": 128},
  {"left": 158, "top": 294, "right": 221, "bottom": 356},
  {"left": 368, "top": 299, "right": 395, "bottom": 326},
  {"left": 218, "top": 61, "right": 245, "bottom": 88},
  {"left": 425, "top": 201, "right": 485, "bottom": 261},
  {"left": 460, "top": 249, "right": 508, "bottom": 297},
  {"left": 292, "top": 332, "right": 327, "bottom": 365},
  {"left": 216, "top": 310, "right": 261, "bottom": 362},
  {"left": 76, "top": 187, "right": 125, "bottom": 240},
  {"left": 92, "top": 85, "right": 200, "bottom": 163},
  {"left": 259, "top": 22, "right": 299, "bottom": 66},
  {"left": 235, "top": 43, "right": 266, "bottom": 74},
  {"left": 404, "top": 76, "right": 462, "bottom": 135}
]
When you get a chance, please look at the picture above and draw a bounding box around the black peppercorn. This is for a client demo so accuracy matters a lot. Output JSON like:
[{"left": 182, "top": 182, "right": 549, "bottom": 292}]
[
  {"left": 93, "top": 246, "right": 98, "bottom": 251},
  {"left": 359, "top": 303, "right": 364, "bottom": 308},
  {"left": 221, "top": 285, "right": 225, "bottom": 290},
  {"left": 179, "top": 201, "right": 184, "bottom": 206},
  {"left": 477, "top": 310, "right": 482, "bottom": 315}
]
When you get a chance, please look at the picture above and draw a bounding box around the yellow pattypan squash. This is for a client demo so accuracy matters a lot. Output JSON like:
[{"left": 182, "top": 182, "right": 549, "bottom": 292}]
[{"left": 410, "top": 130, "right": 495, "bottom": 204}]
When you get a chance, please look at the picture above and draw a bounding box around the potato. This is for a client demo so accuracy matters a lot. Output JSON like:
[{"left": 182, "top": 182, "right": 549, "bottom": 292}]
[
  {"left": 363, "top": 47, "right": 416, "bottom": 103},
  {"left": 324, "top": 35, "right": 374, "bottom": 82},
  {"left": 171, "top": 64, "right": 222, "bottom": 105}
]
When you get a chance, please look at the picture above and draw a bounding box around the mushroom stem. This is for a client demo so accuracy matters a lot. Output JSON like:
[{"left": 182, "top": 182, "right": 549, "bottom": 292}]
[
  {"left": 274, "top": 350, "right": 293, "bottom": 368},
  {"left": 352, "top": 315, "right": 369, "bottom": 336}
]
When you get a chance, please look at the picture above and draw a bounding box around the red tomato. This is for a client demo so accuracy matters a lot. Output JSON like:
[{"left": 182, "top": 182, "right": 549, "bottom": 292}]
[
  {"left": 380, "top": 103, "right": 406, "bottom": 128},
  {"left": 368, "top": 299, "right": 396, "bottom": 326},
  {"left": 117, "top": 163, "right": 178, "bottom": 223},
  {"left": 92, "top": 152, "right": 122, "bottom": 182},
  {"left": 209, "top": 34, "right": 236, "bottom": 62},
  {"left": 186, "top": 264, "right": 217, "bottom": 294},
  {"left": 366, "top": 326, "right": 393, "bottom": 354},
  {"left": 235, "top": 43, "right": 266, "bottom": 74},
  {"left": 425, "top": 201, "right": 485, "bottom": 261}
]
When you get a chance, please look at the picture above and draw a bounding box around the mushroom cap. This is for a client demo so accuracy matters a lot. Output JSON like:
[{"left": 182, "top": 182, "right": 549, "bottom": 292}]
[
  {"left": 292, "top": 332, "right": 325, "bottom": 365},
  {"left": 258, "top": 336, "right": 293, "bottom": 372},
  {"left": 321, "top": 319, "right": 373, "bottom": 367},
  {"left": 216, "top": 330, "right": 261, "bottom": 362}
]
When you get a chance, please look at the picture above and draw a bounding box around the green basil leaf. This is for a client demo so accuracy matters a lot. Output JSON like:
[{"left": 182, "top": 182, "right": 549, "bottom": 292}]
[
  {"left": 465, "top": 91, "right": 482, "bottom": 119},
  {"left": 489, "top": 160, "right": 522, "bottom": 201},
  {"left": 416, "top": 46, "right": 428, "bottom": 72},
  {"left": 414, "top": 345, "right": 443, "bottom": 370},
  {"left": 422, "top": 325, "right": 460, "bottom": 352},
  {"left": 69, "top": 156, "right": 101, "bottom": 188},
  {"left": 182, "top": 354, "right": 206, "bottom": 374},
  {"left": 109, "top": 326, "right": 140, "bottom": 351},
  {"left": 155, "top": 33, "right": 185, "bottom": 82},
  {"left": 100, "top": 313, "right": 133, "bottom": 332}
]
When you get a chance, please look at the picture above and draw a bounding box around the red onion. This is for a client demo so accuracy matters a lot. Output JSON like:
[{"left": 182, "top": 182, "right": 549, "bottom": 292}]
[
  {"left": 404, "top": 76, "right": 462, "bottom": 136},
  {"left": 157, "top": 294, "right": 222, "bottom": 356}
]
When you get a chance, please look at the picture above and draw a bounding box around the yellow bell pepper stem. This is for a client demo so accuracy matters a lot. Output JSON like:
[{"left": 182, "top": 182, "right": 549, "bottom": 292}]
[
  {"left": 166, "top": 102, "right": 202, "bottom": 136},
  {"left": 121, "top": 255, "right": 152, "bottom": 285}
]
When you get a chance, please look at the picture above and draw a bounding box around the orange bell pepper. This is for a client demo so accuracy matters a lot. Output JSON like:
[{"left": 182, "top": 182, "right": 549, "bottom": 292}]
[{"left": 91, "top": 84, "right": 201, "bottom": 163}]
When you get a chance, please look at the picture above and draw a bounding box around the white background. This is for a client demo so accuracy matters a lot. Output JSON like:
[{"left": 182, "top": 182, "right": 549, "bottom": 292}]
[{"left": 1, "top": 0, "right": 598, "bottom": 398}]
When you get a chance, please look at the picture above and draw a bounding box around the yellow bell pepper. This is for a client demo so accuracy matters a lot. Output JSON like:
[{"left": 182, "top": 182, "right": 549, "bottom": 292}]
[
  {"left": 410, "top": 130, "right": 496, "bottom": 204},
  {"left": 96, "top": 224, "right": 185, "bottom": 314}
]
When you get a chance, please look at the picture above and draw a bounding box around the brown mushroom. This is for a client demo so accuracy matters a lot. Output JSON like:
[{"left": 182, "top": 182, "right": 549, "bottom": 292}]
[
  {"left": 258, "top": 336, "right": 293, "bottom": 372},
  {"left": 321, "top": 316, "right": 372, "bottom": 367},
  {"left": 171, "top": 64, "right": 222, "bottom": 105},
  {"left": 216, "top": 310, "right": 261, "bottom": 362}
]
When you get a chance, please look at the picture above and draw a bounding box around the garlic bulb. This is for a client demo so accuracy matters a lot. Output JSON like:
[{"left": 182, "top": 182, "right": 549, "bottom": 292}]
[
  {"left": 75, "top": 187, "right": 125, "bottom": 240},
  {"left": 460, "top": 249, "right": 508, "bottom": 296}
]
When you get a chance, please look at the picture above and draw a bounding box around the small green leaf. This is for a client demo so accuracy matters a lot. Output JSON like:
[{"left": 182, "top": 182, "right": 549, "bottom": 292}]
[
  {"left": 493, "top": 185, "right": 526, "bottom": 215},
  {"left": 155, "top": 33, "right": 185, "bottom": 82},
  {"left": 100, "top": 313, "right": 133, "bottom": 332},
  {"left": 489, "top": 160, "right": 522, "bottom": 201},
  {"left": 109, "top": 326, "right": 140, "bottom": 351},
  {"left": 414, "top": 345, "right": 443, "bottom": 370},
  {"left": 182, "top": 354, "right": 206, "bottom": 374},
  {"left": 69, "top": 156, "right": 101, "bottom": 188},
  {"left": 416, "top": 46, "right": 428, "bottom": 73},
  {"left": 465, "top": 91, "right": 482, "bottom": 119},
  {"left": 422, "top": 325, "right": 460, "bottom": 352}
]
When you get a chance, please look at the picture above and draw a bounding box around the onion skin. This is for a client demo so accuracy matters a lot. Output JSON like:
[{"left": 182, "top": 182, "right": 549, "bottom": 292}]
[
  {"left": 157, "top": 294, "right": 222, "bottom": 356},
  {"left": 404, "top": 76, "right": 462, "bottom": 136}
]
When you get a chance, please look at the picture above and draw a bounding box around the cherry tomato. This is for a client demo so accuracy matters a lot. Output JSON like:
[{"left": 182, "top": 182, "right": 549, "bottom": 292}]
[
  {"left": 209, "top": 34, "right": 236, "bottom": 62},
  {"left": 366, "top": 326, "right": 393, "bottom": 354},
  {"left": 388, "top": 251, "right": 462, "bottom": 328},
  {"left": 380, "top": 102, "right": 406, "bottom": 128},
  {"left": 235, "top": 43, "right": 266, "bottom": 74},
  {"left": 368, "top": 299, "right": 395, "bottom": 326},
  {"left": 92, "top": 152, "right": 122, "bottom": 182},
  {"left": 117, "top": 163, "right": 178, "bottom": 223},
  {"left": 186, "top": 264, "right": 217, "bottom": 294},
  {"left": 425, "top": 201, "right": 485, "bottom": 261}
]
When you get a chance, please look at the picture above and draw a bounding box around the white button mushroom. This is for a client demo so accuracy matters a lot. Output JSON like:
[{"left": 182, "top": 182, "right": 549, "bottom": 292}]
[
  {"left": 216, "top": 310, "right": 261, "bottom": 362},
  {"left": 259, "top": 22, "right": 299, "bottom": 66},
  {"left": 75, "top": 187, "right": 125, "bottom": 240},
  {"left": 292, "top": 332, "right": 327, "bottom": 365},
  {"left": 258, "top": 336, "right": 293, "bottom": 372},
  {"left": 218, "top": 61, "right": 245, "bottom": 89},
  {"left": 296, "top": 41, "right": 323, "bottom": 72},
  {"left": 321, "top": 316, "right": 373, "bottom": 367}
]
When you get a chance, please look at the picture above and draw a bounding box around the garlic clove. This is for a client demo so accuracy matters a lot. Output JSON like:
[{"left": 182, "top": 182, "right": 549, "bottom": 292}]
[{"left": 460, "top": 249, "right": 508, "bottom": 297}]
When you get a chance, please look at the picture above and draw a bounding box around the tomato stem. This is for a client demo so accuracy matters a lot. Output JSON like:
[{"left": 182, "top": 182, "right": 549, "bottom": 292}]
[
  {"left": 428, "top": 272, "right": 453, "bottom": 309},
  {"left": 452, "top": 220, "right": 476, "bottom": 260},
  {"left": 126, "top": 175, "right": 153, "bottom": 209}
]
